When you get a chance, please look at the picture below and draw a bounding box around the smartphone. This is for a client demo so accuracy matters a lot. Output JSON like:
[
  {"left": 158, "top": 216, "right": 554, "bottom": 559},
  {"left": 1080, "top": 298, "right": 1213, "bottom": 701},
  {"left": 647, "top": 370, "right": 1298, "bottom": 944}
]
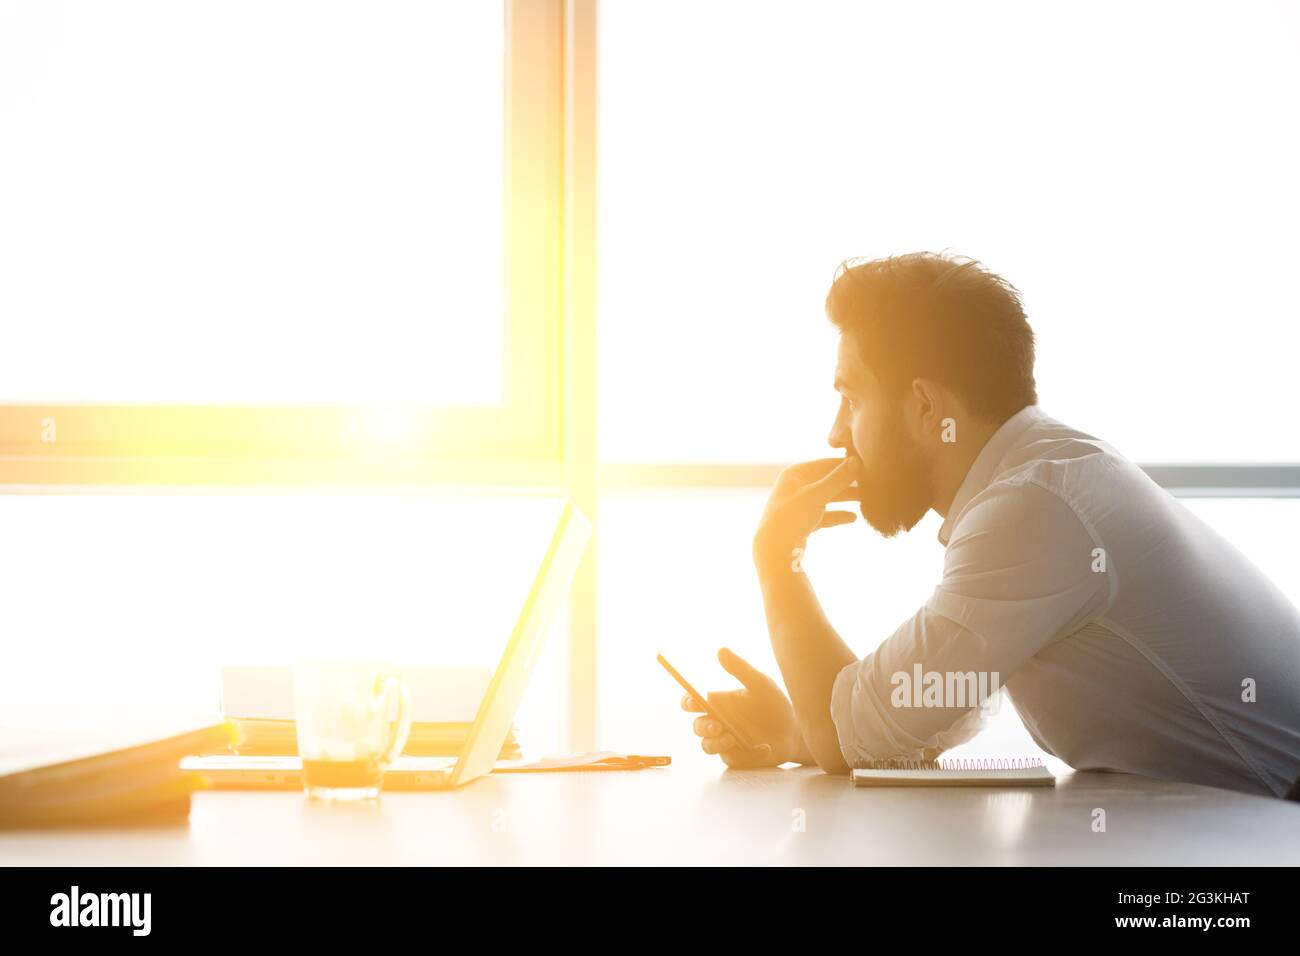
[{"left": 656, "top": 653, "right": 757, "bottom": 751}]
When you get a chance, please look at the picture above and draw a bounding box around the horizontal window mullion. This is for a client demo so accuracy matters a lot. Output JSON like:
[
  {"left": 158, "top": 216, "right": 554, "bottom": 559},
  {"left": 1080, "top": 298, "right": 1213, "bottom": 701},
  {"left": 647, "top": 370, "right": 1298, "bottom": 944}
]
[{"left": 597, "top": 462, "right": 1300, "bottom": 497}]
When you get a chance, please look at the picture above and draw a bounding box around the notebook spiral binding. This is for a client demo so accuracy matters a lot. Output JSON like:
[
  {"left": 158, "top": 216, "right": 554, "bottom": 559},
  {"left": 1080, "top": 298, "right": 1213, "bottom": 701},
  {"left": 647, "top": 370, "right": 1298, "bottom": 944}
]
[{"left": 860, "top": 757, "right": 1046, "bottom": 771}]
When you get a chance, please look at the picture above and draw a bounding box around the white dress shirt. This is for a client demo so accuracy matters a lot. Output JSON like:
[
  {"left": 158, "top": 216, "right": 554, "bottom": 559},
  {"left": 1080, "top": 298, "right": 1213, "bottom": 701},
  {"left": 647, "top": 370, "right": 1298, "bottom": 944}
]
[{"left": 829, "top": 404, "right": 1300, "bottom": 797}]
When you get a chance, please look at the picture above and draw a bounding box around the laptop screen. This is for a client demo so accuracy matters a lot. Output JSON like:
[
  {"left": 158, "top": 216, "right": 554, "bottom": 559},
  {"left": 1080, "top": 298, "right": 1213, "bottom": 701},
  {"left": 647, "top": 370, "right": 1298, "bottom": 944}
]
[{"left": 449, "top": 501, "right": 592, "bottom": 786}]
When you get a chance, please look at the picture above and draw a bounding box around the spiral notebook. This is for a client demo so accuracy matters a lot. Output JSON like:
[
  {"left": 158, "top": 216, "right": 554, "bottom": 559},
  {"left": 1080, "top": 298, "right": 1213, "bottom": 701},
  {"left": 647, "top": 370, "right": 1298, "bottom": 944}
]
[{"left": 851, "top": 756, "right": 1055, "bottom": 788}]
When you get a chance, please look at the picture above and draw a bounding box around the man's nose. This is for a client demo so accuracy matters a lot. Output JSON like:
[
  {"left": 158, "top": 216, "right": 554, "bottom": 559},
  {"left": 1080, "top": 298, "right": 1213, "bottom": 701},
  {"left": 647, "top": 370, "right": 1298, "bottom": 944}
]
[{"left": 828, "top": 399, "right": 857, "bottom": 451}]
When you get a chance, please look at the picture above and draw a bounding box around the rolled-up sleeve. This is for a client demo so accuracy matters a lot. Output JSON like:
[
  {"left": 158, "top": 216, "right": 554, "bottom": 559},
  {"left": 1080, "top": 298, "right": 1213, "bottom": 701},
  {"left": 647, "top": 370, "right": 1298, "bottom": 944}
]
[{"left": 829, "top": 477, "right": 1113, "bottom": 768}]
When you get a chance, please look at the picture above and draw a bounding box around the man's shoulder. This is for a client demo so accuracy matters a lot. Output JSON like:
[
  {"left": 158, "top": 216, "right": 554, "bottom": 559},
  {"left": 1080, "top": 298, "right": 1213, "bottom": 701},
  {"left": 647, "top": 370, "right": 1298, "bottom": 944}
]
[
  {"left": 953, "top": 415, "right": 1143, "bottom": 541},
  {"left": 993, "top": 414, "right": 1142, "bottom": 504},
  {"left": 949, "top": 469, "right": 1094, "bottom": 548}
]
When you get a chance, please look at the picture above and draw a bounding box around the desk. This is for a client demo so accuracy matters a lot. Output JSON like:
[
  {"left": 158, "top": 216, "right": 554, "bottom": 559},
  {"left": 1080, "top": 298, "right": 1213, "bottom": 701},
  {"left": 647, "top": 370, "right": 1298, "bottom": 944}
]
[{"left": 4, "top": 756, "right": 1299, "bottom": 865}]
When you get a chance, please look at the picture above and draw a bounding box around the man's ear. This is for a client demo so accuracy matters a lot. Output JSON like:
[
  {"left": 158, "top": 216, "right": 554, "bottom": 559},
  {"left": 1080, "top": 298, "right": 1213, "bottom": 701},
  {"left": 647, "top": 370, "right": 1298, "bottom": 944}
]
[{"left": 908, "top": 378, "right": 948, "bottom": 440}]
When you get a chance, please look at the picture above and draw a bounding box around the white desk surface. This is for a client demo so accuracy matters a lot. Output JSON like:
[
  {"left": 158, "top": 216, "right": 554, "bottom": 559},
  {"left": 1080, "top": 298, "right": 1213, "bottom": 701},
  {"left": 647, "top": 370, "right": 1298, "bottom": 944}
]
[{"left": 4, "top": 756, "right": 1300, "bottom": 865}]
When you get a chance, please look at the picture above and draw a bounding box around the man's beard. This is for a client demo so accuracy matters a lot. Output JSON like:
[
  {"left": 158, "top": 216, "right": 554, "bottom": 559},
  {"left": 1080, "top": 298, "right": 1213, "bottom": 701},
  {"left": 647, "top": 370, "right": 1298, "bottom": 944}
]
[{"left": 855, "top": 413, "right": 933, "bottom": 538}]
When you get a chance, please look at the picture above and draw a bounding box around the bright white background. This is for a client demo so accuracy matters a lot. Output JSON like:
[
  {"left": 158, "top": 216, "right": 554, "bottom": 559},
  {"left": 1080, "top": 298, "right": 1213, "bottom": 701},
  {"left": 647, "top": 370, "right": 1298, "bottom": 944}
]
[
  {"left": 598, "top": 0, "right": 1300, "bottom": 464},
  {"left": 0, "top": 1, "right": 502, "bottom": 404},
  {"left": 0, "top": 494, "right": 570, "bottom": 753}
]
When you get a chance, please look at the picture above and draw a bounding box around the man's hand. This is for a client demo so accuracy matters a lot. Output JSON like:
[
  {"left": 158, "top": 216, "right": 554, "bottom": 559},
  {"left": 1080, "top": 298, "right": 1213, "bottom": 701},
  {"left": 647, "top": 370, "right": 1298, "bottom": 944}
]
[
  {"left": 752, "top": 455, "right": 861, "bottom": 569},
  {"left": 681, "top": 648, "right": 813, "bottom": 768}
]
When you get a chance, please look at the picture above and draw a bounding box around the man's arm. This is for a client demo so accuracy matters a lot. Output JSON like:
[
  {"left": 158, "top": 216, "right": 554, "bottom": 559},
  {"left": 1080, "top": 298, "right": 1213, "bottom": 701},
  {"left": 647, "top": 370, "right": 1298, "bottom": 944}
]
[
  {"left": 752, "top": 538, "right": 856, "bottom": 773},
  {"left": 750, "top": 469, "right": 1114, "bottom": 775},
  {"left": 830, "top": 481, "right": 1114, "bottom": 768},
  {"left": 745, "top": 455, "right": 864, "bottom": 772}
]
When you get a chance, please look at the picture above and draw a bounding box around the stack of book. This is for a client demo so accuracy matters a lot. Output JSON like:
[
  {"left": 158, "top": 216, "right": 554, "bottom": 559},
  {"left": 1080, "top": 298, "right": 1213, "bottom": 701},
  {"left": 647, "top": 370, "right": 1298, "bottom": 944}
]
[{"left": 0, "top": 721, "right": 239, "bottom": 827}]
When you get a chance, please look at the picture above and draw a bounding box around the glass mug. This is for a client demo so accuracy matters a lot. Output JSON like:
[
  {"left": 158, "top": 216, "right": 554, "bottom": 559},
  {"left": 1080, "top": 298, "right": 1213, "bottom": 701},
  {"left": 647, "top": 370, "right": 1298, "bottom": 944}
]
[{"left": 292, "top": 660, "right": 411, "bottom": 801}]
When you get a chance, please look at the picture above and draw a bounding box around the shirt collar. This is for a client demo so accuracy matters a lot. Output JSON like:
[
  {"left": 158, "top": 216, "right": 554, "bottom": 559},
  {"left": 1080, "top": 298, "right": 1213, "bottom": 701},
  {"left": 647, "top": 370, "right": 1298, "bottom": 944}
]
[{"left": 937, "top": 404, "right": 1047, "bottom": 546}]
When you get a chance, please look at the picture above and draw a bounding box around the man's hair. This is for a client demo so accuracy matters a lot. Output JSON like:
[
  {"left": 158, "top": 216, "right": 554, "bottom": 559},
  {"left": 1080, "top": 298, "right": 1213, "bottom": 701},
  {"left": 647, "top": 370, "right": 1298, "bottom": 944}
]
[{"left": 824, "top": 251, "right": 1037, "bottom": 423}]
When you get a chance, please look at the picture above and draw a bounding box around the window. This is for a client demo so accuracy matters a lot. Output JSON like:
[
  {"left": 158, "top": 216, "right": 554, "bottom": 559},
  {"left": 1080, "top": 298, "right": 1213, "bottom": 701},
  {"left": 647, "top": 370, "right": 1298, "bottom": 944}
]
[
  {"left": 0, "top": 1, "right": 588, "bottom": 746},
  {"left": 0, "top": 492, "right": 568, "bottom": 750},
  {"left": 598, "top": 0, "right": 1300, "bottom": 465},
  {"left": 0, "top": 1, "right": 566, "bottom": 484}
]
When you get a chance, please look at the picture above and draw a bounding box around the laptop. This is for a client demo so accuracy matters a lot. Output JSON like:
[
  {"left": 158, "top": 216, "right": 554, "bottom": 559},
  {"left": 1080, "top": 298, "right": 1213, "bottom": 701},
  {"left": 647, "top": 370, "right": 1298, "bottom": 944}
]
[{"left": 181, "top": 500, "right": 592, "bottom": 792}]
